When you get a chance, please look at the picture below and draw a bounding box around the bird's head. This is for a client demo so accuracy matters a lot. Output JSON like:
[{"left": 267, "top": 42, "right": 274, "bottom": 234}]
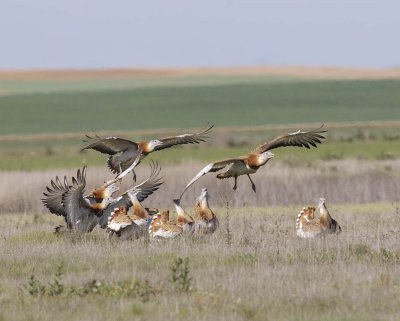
[
  {"left": 119, "top": 205, "right": 127, "bottom": 215},
  {"left": 318, "top": 198, "right": 329, "bottom": 215},
  {"left": 148, "top": 139, "right": 163, "bottom": 151},
  {"left": 264, "top": 151, "right": 275, "bottom": 159},
  {"left": 259, "top": 151, "right": 274, "bottom": 165},
  {"left": 88, "top": 188, "right": 102, "bottom": 200},
  {"left": 198, "top": 187, "right": 210, "bottom": 203}
]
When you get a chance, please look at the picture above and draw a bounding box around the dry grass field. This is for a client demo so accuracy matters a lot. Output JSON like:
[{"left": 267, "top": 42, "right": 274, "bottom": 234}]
[
  {"left": 1, "top": 159, "right": 400, "bottom": 214},
  {"left": 1, "top": 160, "right": 400, "bottom": 320},
  {"left": 1, "top": 201, "right": 400, "bottom": 321}
]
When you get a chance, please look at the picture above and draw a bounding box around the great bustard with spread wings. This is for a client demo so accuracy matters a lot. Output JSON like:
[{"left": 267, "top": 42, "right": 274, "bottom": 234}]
[
  {"left": 177, "top": 126, "right": 326, "bottom": 201},
  {"left": 97, "top": 160, "right": 163, "bottom": 229},
  {"left": 81, "top": 124, "right": 213, "bottom": 180},
  {"left": 41, "top": 153, "right": 140, "bottom": 232},
  {"left": 296, "top": 198, "right": 341, "bottom": 238}
]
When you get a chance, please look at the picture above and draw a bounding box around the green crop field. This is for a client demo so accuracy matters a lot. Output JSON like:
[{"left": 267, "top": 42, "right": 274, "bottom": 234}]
[
  {"left": 1, "top": 78, "right": 399, "bottom": 136},
  {"left": 0, "top": 74, "right": 399, "bottom": 170}
]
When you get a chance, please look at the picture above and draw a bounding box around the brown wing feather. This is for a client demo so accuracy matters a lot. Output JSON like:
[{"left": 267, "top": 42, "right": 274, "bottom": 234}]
[
  {"left": 81, "top": 135, "right": 138, "bottom": 155},
  {"left": 154, "top": 124, "right": 213, "bottom": 151},
  {"left": 252, "top": 125, "right": 326, "bottom": 154}
]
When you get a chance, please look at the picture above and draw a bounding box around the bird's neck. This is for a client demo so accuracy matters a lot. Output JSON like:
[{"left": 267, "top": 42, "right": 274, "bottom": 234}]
[
  {"left": 138, "top": 141, "right": 153, "bottom": 154},
  {"left": 175, "top": 205, "right": 194, "bottom": 224},
  {"left": 258, "top": 153, "right": 272, "bottom": 166},
  {"left": 132, "top": 198, "right": 150, "bottom": 219},
  {"left": 319, "top": 204, "right": 333, "bottom": 228},
  {"left": 200, "top": 197, "right": 209, "bottom": 209}
]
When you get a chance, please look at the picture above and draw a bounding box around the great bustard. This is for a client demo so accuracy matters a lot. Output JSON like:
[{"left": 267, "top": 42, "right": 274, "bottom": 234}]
[
  {"left": 42, "top": 153, "right": 140, "bottom": 232},
  {"left": 148, "top": 201, "right": 195, "bottom": 239},
  {"left": 81, "top": 124, "right": 213, "bottom": 180},
  {"left": 97, "top": 161, "right": 163, "bottom": 229},
  {"left": 296, "top": 198, "right": 341, "bottom": 238},
  {"left": 177, "top": 126, "right": 326, "bottom": 201},
  {"left": 106, "top": 206, "right": 150, "bottom": 240},
  {"left": 193, "top": 188, "right": 218, "bottom": 234}
]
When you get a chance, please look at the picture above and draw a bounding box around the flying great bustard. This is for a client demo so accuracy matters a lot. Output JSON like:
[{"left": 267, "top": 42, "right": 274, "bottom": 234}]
[
  {"left": 177, "top": 126, "right": 326, "bottom": 201},
  {"left": 41, "top": 151, "right": 141, "bottom": 232},
  {"left": 81, "top": 124, "right": 213, "bottom": 180}
]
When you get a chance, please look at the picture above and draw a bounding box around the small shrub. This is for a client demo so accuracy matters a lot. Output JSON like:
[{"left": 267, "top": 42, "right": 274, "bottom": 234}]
[
  {"left": 376, "top": 150, "right": 395, "bottom": 160},
  {"left": 225, "top": 202, "right": 233, "bottom": 246},
  {"left": 48, "top": 262, "right": 64, "bottom": 296},
  {"left": 45, "top": 146, "right": 55, "bottom": 156},
  {"left": 28, "top": 274, "right": 45, "bottom": 297},
  {"left": 347, "top": 243, "right": 370, "bottom": 259},
  {"left": 171, "top": 257, "right": 192, "bottom": 292}
]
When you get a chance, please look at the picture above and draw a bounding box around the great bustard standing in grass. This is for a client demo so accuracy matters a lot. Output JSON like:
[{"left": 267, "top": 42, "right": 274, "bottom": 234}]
[
  {"left": 106, "top": 206, "right": 148, "bottom": 240},
  {"left": 148, "top": 201, "right": 195, "bottom": 239},
  {"left": 177, "top": 126, "right": 326, "bottom": 201},
  {"left": 81, "top": 124, "right": 213, "bottom": 180},
  {"left": 296, "top": 198, "right": 341, "bottom": 238},
  {"left": 193, "top": 188, "right": 218, "bottom": 234}
]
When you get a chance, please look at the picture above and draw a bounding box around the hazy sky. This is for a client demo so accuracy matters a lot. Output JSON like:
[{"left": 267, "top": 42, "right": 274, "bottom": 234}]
[{"left": 1, "top": 0, "right": 399, "bottom": 69}]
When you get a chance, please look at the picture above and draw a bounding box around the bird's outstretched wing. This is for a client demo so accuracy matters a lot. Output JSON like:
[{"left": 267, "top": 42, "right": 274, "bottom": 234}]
[
  {"left": 62, "top": 167, "right": 98, "bottom": 231},
  {"left": 97, "top": 161, "right": 163, "bottom": 228},
  {"left": 42, "top": 175, "right": 69, "bottom": 217},
  {"left": 126, "top": 160, "right": 163, "bottom": 202},
  {"left": 178, "top": 157, "right": 244, "bottom": 201},
  {"left": 153, "top": 123, "right": 213, "bottom": 151},
  {"left": 252, "top": 125, "right": 326, "bottom": 154},
  {"left": 81, "top": 135, "right": 138, "bottom": 155}
]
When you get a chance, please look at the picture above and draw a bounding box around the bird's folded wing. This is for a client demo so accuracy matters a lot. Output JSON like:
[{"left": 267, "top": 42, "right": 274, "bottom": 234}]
[
  {"left": 81, "top": 135, "right": 138, "bottom": 155},
  {"left": 252, "top": 125, "right": 326, "bottom": 154},
  {"left": 154, "top": 124, "right": 213, "bottom": 151}
]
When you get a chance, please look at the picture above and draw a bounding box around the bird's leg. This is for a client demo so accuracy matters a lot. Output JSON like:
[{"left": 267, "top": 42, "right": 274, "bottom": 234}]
[
  {"left": 233, "top": 176, "right": 238, "bottom": 190},
  {"left": 132, "top": 170, "right": 137, "bottom": 182},
  {"left": 247, "top": 174, "right": 256, "bottom": 193}
]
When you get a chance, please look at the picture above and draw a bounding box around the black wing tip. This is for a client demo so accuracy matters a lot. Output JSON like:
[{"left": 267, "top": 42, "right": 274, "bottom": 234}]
[{"left": 314, "top": 124, "right": 327, "bottom": 133}]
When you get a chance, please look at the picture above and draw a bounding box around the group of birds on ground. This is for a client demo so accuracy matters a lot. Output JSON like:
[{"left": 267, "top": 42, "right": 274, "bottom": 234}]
[{"left": 42, "top": 123, "right": 341, "bottom": 240}]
